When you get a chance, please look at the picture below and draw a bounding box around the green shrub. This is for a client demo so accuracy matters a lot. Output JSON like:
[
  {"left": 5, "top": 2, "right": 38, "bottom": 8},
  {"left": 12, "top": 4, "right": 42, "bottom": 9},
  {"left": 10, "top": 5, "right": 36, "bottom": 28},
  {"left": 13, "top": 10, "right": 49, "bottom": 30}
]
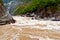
[{"left": 15, "top": 0, "right": 60, "bottom": 15}]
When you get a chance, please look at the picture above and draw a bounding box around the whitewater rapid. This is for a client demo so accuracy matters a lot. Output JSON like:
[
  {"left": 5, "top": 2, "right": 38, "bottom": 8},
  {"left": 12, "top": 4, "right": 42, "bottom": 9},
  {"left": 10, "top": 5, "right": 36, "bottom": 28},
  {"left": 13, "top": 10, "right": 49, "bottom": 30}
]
[{"left": 11, "top": 16, "right": 60, "bottom": 30}]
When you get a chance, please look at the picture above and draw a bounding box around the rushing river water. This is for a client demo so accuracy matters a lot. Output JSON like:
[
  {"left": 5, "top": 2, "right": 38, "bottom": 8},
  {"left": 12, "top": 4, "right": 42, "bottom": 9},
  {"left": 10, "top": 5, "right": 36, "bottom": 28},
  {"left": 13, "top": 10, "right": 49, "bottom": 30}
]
[{"left": 0, "top": 0, "right": 60, "bottom": 40}]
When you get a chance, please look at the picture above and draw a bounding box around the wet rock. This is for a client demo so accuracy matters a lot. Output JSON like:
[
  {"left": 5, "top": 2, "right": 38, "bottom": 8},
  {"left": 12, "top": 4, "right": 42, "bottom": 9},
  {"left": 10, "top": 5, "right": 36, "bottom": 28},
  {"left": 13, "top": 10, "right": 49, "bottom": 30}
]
[{"left": 52, "top": 16, "right": 60, "bottom": 21}]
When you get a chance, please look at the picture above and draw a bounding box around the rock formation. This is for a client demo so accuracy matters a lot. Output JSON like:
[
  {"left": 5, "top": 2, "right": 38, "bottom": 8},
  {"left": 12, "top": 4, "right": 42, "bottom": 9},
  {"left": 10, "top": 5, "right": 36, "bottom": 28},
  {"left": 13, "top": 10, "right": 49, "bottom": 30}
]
[{"left": 0, "top": 0, "right": 15, "bottom": 25}]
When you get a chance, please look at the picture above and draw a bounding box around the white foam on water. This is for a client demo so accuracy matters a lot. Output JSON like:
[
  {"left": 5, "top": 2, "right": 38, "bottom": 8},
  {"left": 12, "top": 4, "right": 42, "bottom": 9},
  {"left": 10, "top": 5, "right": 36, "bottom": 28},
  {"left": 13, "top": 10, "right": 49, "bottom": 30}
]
[
  {"left": 29, "top": 35, "right": 54, "bottom": 40},
  {"left": 11, "top": 16, "right": 60, "bottom": 30}
]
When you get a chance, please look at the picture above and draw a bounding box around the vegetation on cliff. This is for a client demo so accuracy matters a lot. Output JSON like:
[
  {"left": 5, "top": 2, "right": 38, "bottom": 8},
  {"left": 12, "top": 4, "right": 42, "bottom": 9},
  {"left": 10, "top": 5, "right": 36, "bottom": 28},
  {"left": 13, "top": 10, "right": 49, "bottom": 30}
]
[{"left": 14, "top": 0, "right": 60, "bottom": 18}]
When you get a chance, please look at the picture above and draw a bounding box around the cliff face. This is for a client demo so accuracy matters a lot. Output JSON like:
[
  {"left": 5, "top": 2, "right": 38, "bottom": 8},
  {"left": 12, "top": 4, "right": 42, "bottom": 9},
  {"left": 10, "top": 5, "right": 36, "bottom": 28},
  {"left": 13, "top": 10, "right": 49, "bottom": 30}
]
[
  {"left": 0, "top": 1, "right": 5, "bottom": 17},
  {"left": 0, "top": 1, "right": 15, "bottom": 25},
  {"left": 4, "top": 0, "right": 31, "bottom": 14}
]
